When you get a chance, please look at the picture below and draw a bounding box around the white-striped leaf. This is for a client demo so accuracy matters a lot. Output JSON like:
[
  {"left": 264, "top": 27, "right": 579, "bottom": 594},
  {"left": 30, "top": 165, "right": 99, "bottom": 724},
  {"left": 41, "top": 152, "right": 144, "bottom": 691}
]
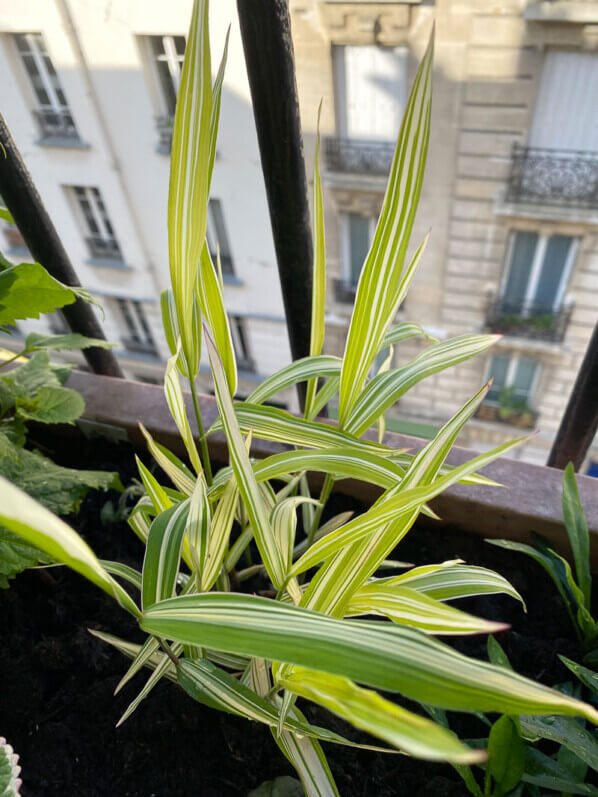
[
  {"left": 272, "top": 497, "right": 319, "bottom": 574},
  {"left": 279, "top": 667, "right": 484, "bottom": 763},
  {"left": 187, "top": 474, "right": 210, "bottom": 579},
  {"left": 140, "top": 592, "right": 598, "bottom": 722},
  {"left": 196, "top": 244, "right": 237, "bottom": 395},
  {"left": 114, "top": 636, "right": 160, "bottom": 695},
  {"left": 202, "top": 476, "right": 238, "bottom": 591},
  {"left": 168, "top": 0, "right": 212, "bottom": 361},
  {"left": 128, "top": 496, "right": 154, "bottom": 542},
  {"left": 135, "top": 455, "right": 172, "bottom": 514},
  {"left": 345, "top": 584, "right": 508, "bottom": 635},
  {"left": 139, "top": 422, "right": 196, "bottom": 496},
  {"left": 117, "top": 642, "right": 183, "bottom": 727},
  {"left": 0, "top": 475, "right": 139, "bottom": 616},
  {"left": 377, "top": 562, "right": 525, "bottom": 607},
  {"left": 101, "top": 560, "right": 142, "bottom": 591},
  {"left": 164, "top": 344, "right": 201, "bottom": 474},
  {"left": 160, "top": 288, "right": 201, "bottom": 378},
  {"left": 380, "top": 321, "right": 438, "bottom": 350},
  {"left": 338, "top": 33, "right": 434, "bottom": 426},
  {"left": 290, "top": 434, "right": 526, "bottom": 578},
  {"left": 208, "top": 25, "right": 229, "bottom": 181},
  {"left": 247, "top": 356, "right": 341, "bottom": 407},
  {"left": 307, "top": 375, "right": 340, "bottom": 421},
  {"left": 208, "top": 403, "right": 393, "bottom": 455},
  {"left": 346, "top": 334, "right": 499, "bottom": 436},
  {"left": 141, "top": 501, "right": 190, "bottom": 609},
  {"left": 305, "top": 101, "right": 327, "bottom": 421},
  {"left": 206, "top": 329, "right": 286, "bottom": 588}
]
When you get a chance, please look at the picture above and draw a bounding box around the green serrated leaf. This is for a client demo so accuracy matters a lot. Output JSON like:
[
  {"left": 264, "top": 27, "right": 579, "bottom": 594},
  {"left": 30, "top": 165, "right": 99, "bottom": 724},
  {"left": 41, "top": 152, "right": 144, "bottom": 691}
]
[
  {"left": 23, "top": 332, "right": 114, "bottom": 353},
  {"left": 16, "top": 385, "right": 84, "bottom": 425},
  {"left": 0, "top": 262, "right": 78, "bottom": 325}
]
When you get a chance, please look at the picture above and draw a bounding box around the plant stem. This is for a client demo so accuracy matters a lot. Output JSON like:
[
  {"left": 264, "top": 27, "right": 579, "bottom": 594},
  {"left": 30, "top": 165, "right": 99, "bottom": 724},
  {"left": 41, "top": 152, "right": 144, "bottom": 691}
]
[
  {"left": 189, "top": 376, "right": 213, "bottom": 485},
  {"left": 0, "top": 348, "right": 27, "bottom": 369},
  {"left": 306, "top": 474, "right": 335, "bottom": 549},
  {"left": 157, "top": 637, "right": 179, "bottom": 668}
]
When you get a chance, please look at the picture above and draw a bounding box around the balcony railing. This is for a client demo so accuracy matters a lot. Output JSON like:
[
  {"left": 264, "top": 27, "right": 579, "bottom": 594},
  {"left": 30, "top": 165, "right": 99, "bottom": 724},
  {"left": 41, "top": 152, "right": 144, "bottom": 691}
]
[
  {"left": 485, "top": 296, "right": 573, "bottom": 343},
  {"left": 156, "top": 115, "right": 174, "bottom": 154},
  {"left": 325, "top": 137, "right": 394, "bottom": 176},
  {"left": 476, "top": 401, "right": 538, "bottom": 430},
  {"left": 86, "top": 236, "right": 123, "bottom": 261},
  {"left": 33, "top": 108, "right": 79, "bottom": 141},
  {"left": 506, "top": 143, "right": 598, "bottom": 209}
]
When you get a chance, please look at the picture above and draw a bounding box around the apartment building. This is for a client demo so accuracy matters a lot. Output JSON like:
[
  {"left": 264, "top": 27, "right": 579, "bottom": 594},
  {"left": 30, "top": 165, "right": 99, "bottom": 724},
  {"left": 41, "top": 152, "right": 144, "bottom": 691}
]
[
  {"left": 290, "top": 0, "right": 598, "bottom": 469},
  {"left": 0, "top": 0, "right": 293, "bottom": 401}
]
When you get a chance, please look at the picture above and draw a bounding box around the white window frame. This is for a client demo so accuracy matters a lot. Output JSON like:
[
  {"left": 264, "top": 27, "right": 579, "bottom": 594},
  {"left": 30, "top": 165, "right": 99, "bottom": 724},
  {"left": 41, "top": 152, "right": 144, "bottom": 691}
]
[
  {"left": 229, "top": 315, "right": 253, "bottom": 371},
  {"left": 500, "top": 231, "right": 577, "bottom": 315},
  {"left": 145, "top": 34, "right": 186, "bottom": 116},
  {"left": 340, "top": 213, "right": 376, "bottom": 286},
  {"left": 485, "top": 353, "right": 541, "bottom": 407},
  {"left": 69, "top": 186, "right": 122, "bottom": 259},
  {"left": 14, "top": 32, "right": 67, "bottom": 113},
  {"left": 116, "top": 298, "right": 157, "bottom": 354}
]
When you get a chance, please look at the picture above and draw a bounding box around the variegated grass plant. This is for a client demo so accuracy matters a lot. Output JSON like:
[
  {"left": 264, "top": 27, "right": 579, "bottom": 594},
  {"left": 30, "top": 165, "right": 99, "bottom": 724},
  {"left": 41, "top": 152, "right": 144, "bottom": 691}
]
[{"left": 1, "top": 3, "right": 597, "bottom": 794}]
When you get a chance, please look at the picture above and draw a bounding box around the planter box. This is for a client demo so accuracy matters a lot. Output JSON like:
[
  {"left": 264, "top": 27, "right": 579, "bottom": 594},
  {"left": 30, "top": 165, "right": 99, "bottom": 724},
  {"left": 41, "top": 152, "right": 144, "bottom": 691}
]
[{"left": 66, "top": 370, "right": 598, "bottom": 568}]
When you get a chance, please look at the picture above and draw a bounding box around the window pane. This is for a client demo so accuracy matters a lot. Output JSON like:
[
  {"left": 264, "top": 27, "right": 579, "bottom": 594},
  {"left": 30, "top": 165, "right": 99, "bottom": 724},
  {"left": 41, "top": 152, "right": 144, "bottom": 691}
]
[
  {"left": 207, "top": 199, "right": 233, "bottom": 273},
  {"left": 156, "top": 60, "right": 177, "bottom": 115},
  {"left": 348, "top": 213, "right": 370, "bottom": 285},
  {"left": 487, "top": 355, "right": 509, "bottom": 401},
  {"left": 534, "top": 234, "right": 572, "bottom": 310},
  {"left": 512, "top": 357, "right": 537, "bottom": 403},
  {"left": 502, "top": 231, "right": 538, "bottom": 311}
]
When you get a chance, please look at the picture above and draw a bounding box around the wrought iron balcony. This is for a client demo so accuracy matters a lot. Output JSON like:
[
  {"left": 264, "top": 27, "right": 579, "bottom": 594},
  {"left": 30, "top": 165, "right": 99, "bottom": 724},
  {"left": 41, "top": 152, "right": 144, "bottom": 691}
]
[
  {"left": 33, "top": 108, "right": 79, "bottom": 141},
  {"left": 506, "top": 143, "right": 598, "bottom": 209},
  {"left": 86, "top": 235, "right": 123, "bottom": 261},
  {"left": 485, "top": 296, "right": 573, "bottom": 343},
  {"left": 156, "top": 115, "right": 174, "bottom": 154},
  {"left": 325, "top": 137, "right": 394, "bottom": 176}
]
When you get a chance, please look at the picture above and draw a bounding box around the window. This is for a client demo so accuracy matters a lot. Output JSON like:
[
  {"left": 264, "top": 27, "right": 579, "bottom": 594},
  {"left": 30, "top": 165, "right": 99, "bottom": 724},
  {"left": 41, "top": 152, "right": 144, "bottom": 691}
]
[
  {"left": 333, "top": 45, "right": 407, "bottom": 141},
  {"left": 229, "top": 316, "right": 253, "bottom": 372},
  {"left": 501, "top": 231, "right": 575, "bottom": 315},
  {"left": 336, "top": 213, "right": 375, "bottom": 302},
  {"left": 487, "top": 354, "right": 539, "bottom": 407},
  {"left": 148, "top": 35, "right": 186, "bottom": 117},
  {"left": 70, "top": 186, "right": 122, "bottom": 261},
  {"left": 14, "top": 33, "right": 79, "bottom": 140},
  {"left": 116, "top": 299, "right": 157, "bottom": 356},
  {"left": 207, "top": 199, "right": 234, "bottom": 275}
]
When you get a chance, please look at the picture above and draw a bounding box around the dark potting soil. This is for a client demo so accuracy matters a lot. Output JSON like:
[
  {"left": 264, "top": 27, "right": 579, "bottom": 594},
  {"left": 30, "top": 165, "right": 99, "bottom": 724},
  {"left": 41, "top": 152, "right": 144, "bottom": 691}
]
[{"left": 1, "top": 433, "right": 593, "bottom": 796}]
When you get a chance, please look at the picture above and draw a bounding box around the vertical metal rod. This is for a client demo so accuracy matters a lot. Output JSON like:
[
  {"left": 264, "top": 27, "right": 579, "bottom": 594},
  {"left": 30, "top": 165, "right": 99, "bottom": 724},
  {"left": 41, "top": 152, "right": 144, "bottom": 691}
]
[
  {"left": 237, "top": 0, "right": 313, "bottom": 408},
  {"left": 0, "top": 113, "right": 124, "bottom": 378},
  {"left": 547, "top": 322, "right": 598, "bottom": 471}
]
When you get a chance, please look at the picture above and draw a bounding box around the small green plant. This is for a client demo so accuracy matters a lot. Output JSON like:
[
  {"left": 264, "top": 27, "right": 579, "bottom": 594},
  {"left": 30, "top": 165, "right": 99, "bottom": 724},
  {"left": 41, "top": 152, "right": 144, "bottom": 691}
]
[
  {"left": 0, "top": 212, "right": 121, "bottom": 587},
  {"left": 0, "top": 737, "right": 21, "bottom": 797},
  {"left": 1, "top": 3, "right": 597, "bottom": 793},
  {"left": 490, "top": 463, "right": 596, "bottom": 656}
]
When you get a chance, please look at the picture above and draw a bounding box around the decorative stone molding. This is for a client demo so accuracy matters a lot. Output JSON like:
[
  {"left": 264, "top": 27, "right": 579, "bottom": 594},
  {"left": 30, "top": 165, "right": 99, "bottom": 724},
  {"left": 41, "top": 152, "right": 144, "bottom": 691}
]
[{"left": 318, "top": 3, "right": 410, "bottom": 45}]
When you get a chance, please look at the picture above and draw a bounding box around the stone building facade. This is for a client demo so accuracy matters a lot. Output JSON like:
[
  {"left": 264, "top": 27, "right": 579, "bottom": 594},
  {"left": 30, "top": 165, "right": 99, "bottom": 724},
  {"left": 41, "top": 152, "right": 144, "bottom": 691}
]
[{"left": 290, "top": 0, "right": 598, "bottom": 469}]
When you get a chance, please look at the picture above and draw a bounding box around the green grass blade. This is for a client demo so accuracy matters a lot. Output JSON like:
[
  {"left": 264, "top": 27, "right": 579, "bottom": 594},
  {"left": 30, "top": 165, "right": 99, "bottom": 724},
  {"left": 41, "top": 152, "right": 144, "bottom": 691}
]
[
  {"left": 187, "top": 474, "right": 210, "bottom": 579},
  {"left": 168, "top": 0, "right": 212, "bottom": 361},
  {"left": 139, "top": 423, "right": 196, "bottom": 496},
  {"left": 196, "top": 244, "right": 237, "bottom": 395},
  {"left": 0, "top": 475, "right": 139, "bottom": 616},
  {"left": 305, "top": 101, "right": 327, "bottom": 421},
  {"left": 380, "top": 321, "right": 438, "bottom": 349},
  {"left": 140, "top": 592, "right": 598, "bottom": 722},
  {"left": 101, "top": 560, "right": 143, "bottom": 591},
  {"left": 141, "top": 501, "right": 190, "bottom": 609},
  {"left": 208, "top": 403, "right": 392, "bottom": 455},
  {"left": 206, "top": 329, "right": 286, "bottom": 588},
  {"left": 346, "top": 584, "right": 508, "bottom": 635},
  {"left": 274, "top": 719, "right": 339, "bottom": 797},
  {"left": 378, "top": 562, "right": 525, "bottom": 608},
  {"left": 346, "top": 334, "right": 499, "bottom": 436},
  {"left": 135, "top": 455, "right": 172, "bottom": 514},
  {"left": 338, "top": 32, "right": 434, "bottom": 426},
  {"left": 202, "top": 477, "right": 238, "bottom": 591},
  {"left": 208, "top": 25, "right": 230, "bottom": 181},
  {"left": 307, "top": 376, "right": 340, "bottom": 421},
  {"left": 164, "top": 345, "right": 201, "bottom": 474},
  {"left": 563, "top": 462, "right": 591, "bottom": 609},
  {"left": 160, "top": 288, "right": 201, "bottom": 379},
  {"left": 279, "top": 667, "right": 484, "bottom": 763},
  {"left": 247, "top": 356, "right": 341, "bottom": 407}
]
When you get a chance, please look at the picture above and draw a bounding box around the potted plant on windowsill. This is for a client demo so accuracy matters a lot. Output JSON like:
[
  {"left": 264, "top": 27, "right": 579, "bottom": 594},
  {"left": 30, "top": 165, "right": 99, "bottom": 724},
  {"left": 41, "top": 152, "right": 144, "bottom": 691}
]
[{"left": 1, "top": 3, "right": 597, "bottom": 795}]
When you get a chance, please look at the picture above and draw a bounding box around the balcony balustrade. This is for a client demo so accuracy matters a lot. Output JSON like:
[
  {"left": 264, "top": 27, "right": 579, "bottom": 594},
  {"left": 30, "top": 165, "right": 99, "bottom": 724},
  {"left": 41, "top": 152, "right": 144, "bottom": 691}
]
[
  {"left": 485, "top": 296, "right": 573, "bottom": 343},
  {"left": 506, "top": 143, "right": 598, "bottom": 209},
  {"left": 86, "top": 235, "right": 122, "bottom": 261},
  {"left": 325, "top": 136, "right": 394, "bottom": 176},
  {"left": 33, "top": 108, "right": 79, "bottom": 141}
]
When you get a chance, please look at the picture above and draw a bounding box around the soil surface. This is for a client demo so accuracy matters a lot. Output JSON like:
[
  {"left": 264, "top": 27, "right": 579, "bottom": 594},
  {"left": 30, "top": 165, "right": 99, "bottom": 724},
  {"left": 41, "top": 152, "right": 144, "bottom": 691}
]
[{"left": 1, "top": 433, "right": 594, "bottom": 796}]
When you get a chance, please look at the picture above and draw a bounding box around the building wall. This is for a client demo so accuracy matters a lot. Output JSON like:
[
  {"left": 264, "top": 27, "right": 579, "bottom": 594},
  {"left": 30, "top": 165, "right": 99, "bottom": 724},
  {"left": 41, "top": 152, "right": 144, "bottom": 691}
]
[
  {"left": 0, "top": 0, "right": 294, "bottom": 404},
  {"left": 290, "top": 0, "right": 598, "bottom": 468}
]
